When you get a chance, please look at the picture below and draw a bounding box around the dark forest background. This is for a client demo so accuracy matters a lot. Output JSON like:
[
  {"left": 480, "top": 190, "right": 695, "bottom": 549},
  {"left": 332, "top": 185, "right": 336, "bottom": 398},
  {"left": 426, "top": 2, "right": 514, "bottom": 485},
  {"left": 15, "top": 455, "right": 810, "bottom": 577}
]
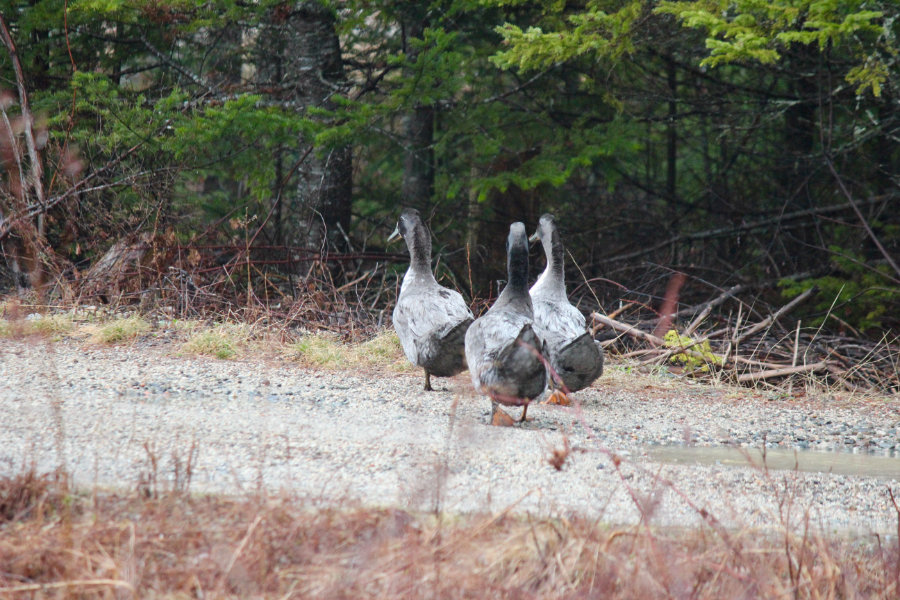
[{"left": 0, "top": 0, "right": 898, "bottom": 340}]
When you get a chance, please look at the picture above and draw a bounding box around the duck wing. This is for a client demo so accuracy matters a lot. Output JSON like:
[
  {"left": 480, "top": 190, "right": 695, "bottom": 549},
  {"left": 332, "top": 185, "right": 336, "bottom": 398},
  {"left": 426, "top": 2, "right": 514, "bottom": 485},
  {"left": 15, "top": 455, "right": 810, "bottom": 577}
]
[{"left": 394, "top": 283, "right": 473, "bottom": 365}]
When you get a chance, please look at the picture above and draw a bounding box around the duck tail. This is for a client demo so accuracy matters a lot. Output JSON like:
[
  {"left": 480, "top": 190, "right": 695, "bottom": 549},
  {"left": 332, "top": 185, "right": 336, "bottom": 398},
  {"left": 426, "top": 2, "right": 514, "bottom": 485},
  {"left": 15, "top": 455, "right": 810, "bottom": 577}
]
[
  {"left": 553, "top": 332, "right": 604, "bottom": 391},
  {"left": 495, "top": 323, "right": 546, "bottom": 386}
]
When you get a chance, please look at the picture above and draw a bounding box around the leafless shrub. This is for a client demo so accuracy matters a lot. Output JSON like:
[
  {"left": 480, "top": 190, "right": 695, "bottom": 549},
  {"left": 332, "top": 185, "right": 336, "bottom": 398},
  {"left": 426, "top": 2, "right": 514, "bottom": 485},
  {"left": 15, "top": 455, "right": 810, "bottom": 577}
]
[{"left": 0, "top": 467, "right": 68, "bottom": 523}]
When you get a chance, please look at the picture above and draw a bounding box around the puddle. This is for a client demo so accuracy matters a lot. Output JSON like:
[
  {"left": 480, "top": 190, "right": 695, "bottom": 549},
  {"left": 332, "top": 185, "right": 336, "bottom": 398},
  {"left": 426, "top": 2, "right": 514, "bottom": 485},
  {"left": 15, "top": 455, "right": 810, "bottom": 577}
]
[{"left": 647, "top": 446, "right": 900, "bottom": 479}]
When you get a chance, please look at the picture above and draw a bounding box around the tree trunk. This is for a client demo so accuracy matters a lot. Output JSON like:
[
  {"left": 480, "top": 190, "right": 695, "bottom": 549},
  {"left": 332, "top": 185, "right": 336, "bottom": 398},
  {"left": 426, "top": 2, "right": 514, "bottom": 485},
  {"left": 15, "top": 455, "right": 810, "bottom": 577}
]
[
  {"left": 400, "top": 18, "right": 435, "bottom": 209},
  {"left": 262, "top": 2, "right": 353, "bottom": 257},
  {"left": 666, "top": 55, "right": 677, "bottom": 201}
]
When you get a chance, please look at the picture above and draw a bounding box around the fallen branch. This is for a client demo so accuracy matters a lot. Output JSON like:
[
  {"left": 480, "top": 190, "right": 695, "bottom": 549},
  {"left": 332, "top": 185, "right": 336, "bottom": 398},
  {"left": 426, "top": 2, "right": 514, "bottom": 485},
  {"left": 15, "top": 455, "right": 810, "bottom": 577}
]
[
  {"left": 735, "top": 361, "right": 828, "bottom": 383},
  {"left": 592, "top": 312, "right": 665, "bottom": 346},
  {"left": 592, "top": 312, "right": 726, "bottom": 367},
  {"left": 733, "top": 286, "right": 816, "bottom": 345},
  {"left": 0, "top": 579, "right": 133, "bottom": 594},
  {"left": 684, "top": 283, "right": 745, "bottom": 336}
]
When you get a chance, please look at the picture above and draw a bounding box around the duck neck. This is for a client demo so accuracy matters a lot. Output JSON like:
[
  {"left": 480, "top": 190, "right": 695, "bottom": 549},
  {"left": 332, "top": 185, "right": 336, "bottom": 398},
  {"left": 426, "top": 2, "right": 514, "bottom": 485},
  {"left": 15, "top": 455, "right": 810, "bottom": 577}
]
[
  {"left": 537, "top": 230, "right": 565, "bottom": 293},
  {"left": 508, "top": 251, "right": 529, "bottom": 293},
  {"left": 499, "top": 242, "right": 531, "bottom": 308},
  {"left": 405, "top": 226, "right": 434, "bottom": 279}
]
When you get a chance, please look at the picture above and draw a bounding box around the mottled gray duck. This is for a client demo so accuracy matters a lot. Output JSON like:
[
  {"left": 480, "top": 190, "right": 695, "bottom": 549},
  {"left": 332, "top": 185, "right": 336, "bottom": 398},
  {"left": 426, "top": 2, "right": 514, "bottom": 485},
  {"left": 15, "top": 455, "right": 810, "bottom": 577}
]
[
  {"left": 529, "top": 213, "right": 604, "bottom": 405},
  {"left": 465, "top": 222, "right": 547, "bottom": 426},
  {"left": 389, "top": 208, "right": 474, "bottom": 391}
]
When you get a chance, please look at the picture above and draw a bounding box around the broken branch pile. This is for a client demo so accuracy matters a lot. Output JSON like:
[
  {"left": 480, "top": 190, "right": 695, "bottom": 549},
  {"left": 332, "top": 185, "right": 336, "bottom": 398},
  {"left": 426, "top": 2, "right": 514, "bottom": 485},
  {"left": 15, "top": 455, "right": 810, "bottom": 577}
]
[{"left": 591, "top": 286, "right": 899, "bottom": 394}]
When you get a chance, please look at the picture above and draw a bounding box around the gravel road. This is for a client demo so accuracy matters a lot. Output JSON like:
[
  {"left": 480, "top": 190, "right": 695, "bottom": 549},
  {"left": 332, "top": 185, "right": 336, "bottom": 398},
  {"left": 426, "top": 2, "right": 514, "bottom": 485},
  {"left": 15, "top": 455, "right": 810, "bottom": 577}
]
[{"left": 2, "top": 336, "right": 900, "bottom": 536}]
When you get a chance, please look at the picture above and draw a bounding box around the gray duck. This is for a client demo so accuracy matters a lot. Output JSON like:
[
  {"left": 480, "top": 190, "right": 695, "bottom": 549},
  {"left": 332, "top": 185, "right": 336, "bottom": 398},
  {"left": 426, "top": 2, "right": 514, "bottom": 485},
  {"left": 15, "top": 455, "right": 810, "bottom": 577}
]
[
  {"left": 389, "top": 208, "right": 474, "bottom": 391},
  {"left": 464, "top": 222, "right": 547, "bottom": 426},
  {"left": 529, "top": 214, "right": 604, "bottom": 404}
]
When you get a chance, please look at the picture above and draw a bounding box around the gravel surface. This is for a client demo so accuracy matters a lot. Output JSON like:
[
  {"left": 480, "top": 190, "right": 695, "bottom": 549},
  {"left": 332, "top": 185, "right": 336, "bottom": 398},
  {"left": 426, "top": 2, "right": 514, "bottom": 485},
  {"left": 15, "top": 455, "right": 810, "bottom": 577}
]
[{"left": 2, "top": 336, "right": 900, "bottom": 536}]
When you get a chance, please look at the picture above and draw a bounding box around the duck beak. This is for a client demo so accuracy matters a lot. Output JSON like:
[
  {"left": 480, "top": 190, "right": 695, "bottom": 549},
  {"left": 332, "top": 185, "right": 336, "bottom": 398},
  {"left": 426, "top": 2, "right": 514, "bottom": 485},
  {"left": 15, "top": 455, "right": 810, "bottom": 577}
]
[
  {"left": 387, "top": 226, "right": 401, "bottom": 244},
  {"left": 528, "top": 231, "right": 540, "bottom": 244}
]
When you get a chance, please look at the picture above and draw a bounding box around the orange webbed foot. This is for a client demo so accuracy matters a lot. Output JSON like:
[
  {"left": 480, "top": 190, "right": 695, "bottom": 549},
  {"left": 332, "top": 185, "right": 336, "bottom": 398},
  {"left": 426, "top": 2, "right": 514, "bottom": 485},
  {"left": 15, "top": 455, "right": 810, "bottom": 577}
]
[
  {"left": 491, "top": 408, "right": 516, "bottom": 427},
  {"left": 542, "top": 390, "right": 571, "bottom": 406}
]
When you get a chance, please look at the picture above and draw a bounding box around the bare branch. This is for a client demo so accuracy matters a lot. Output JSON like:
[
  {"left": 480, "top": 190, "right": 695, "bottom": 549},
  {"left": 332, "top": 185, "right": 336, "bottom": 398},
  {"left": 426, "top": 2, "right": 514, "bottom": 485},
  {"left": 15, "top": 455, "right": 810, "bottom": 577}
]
[
  {"left": 0, "top": 13, "right": 45, "bottom": 225},
  {"left": 733, "top": 285, "right": 816, "bottom": 344},
  {"left": 0, "top": 142, "right": 147, "bottom": 241},
  {"left": 600, "top": 195, "right": 899, "bottom": 265},
  {"left": 736, "top": 361, "right": 829, "bottom": 383},
  {"left": 824, "top": 154, "right": 900, "bottom": 282},
  {"left": 141, "top": 35, "right": 219, "bottom": 96},
  {"left": 683, "top": 283, "right": 745, "bottom": 336}
]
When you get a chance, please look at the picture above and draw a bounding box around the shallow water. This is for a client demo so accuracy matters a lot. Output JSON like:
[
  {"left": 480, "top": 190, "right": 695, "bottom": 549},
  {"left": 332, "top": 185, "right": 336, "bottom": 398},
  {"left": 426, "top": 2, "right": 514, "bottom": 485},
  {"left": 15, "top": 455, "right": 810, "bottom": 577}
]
[{"left": 647, "top": 446, "right": 900, "bottom": 479}]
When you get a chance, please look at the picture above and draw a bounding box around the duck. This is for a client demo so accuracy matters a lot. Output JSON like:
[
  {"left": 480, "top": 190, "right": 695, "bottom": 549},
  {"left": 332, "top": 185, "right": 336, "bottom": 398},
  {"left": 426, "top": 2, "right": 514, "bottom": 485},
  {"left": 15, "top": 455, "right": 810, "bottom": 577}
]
[
  {"left": 388, "top": 208, "right": 474, "bottom": 391},
  {"left": 464, "top": 222, "right": 547, "bottom": 426},
  {"left": 529, "top": 213, "right": 604, "bottom": 405}
]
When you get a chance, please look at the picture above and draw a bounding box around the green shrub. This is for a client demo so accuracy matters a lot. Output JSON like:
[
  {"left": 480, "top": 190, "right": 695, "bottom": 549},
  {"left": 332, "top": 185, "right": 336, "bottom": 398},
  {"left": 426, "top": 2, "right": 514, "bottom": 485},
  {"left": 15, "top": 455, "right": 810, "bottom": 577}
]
[{"left": 664, "top": 330, "right": 722, "bottom": 373}]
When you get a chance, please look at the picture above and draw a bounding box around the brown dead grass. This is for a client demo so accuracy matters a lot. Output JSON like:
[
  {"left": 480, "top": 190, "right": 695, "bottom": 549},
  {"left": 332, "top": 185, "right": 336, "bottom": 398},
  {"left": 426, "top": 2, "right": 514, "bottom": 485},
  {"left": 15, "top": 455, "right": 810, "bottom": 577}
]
[
  {"left": 0, "top": 469, "right": 70, "bottom": 523},
  {"left": 0, "top": 470, "right": 897, "bottom": 599}
]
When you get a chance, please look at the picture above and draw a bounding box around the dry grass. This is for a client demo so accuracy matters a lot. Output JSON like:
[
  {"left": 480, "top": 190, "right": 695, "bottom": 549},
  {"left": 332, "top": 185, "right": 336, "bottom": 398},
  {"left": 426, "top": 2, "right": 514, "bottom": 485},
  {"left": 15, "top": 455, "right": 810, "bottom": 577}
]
[
  {"left": 0, "top": 312, "right": 74, "bottom": 339},
  {"left": 0, "top": 308, "right": 151, "bottom": 344},
  {"left": 0, "top": 469, "right": 896, "bottom": 599},
  {"left": 0, "top": 469, "right": 70, "bottom": 523},
  {"left": 0, "top": 304, "right": 407, "bottom": 371}
]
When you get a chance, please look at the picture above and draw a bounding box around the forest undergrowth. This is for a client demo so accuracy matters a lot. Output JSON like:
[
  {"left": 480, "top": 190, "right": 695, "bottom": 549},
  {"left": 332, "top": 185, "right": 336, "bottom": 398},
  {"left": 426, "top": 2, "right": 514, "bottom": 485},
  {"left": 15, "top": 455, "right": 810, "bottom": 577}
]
[{"left": 3, "top": 242, "right": 898, "bottom": 396}]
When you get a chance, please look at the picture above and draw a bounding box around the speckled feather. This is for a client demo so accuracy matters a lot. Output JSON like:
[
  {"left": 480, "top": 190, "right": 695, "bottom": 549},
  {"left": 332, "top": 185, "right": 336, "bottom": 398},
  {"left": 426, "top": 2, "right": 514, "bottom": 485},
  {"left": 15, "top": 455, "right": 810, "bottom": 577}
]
[{"left": 393, "top": 276, "right": 473, "bottom": 376}]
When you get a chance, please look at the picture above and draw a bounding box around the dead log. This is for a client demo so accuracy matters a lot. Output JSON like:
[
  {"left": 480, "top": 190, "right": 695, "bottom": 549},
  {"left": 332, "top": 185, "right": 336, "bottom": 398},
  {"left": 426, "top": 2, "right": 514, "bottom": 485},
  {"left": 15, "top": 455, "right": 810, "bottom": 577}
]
[
  {"left": 80, "top": 232, "right": 178, "bottom": 303},
  {"left": 592, "top": 312, "right": 665, "bottom": 346}
]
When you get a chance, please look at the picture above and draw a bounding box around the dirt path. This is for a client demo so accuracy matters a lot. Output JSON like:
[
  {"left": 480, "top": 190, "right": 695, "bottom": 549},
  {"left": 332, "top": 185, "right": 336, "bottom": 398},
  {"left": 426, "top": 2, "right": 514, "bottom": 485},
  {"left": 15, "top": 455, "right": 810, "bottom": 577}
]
[{"left": 2, "top": 337, "right": 899, "bottom": 535}]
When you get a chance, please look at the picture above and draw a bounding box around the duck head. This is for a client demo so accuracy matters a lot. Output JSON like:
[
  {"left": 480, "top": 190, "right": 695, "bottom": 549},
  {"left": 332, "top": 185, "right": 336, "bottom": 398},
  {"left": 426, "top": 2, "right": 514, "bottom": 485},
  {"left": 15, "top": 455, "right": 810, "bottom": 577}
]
[
  {"left": 528, "top": 213, "right": 557, "bottom": 244},
  {"left": 388, "top": 208, "right": 432, "bottom": 269},
  {"left": 529, "top": 213, "right": 564, "bottom": 278}
]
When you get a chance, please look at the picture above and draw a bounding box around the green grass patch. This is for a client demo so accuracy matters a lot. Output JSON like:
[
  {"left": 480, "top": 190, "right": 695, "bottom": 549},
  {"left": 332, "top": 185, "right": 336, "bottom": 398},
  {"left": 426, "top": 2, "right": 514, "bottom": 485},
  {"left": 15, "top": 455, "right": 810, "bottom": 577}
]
[
  {"left": 170, "top": 319, "right": 204, "bottom": 335},
  {"left": 0, "top": 313, "right": 74, "bottom": 339},
  {"left": 287, "top": 330, "right": 413, "bottom": 370},
  {"left": 89, "top": 315, "right": 151, "bottom": 344},
  {"left": 287, "top": 333, "right": 351, "bottom": 368},
  {"left": 27, "top": 314, "right": 75, "bottom": 338},
  {"left": 354, "top": 329, "right": 410, "bottom": 370},
  {"left": 181, "top": 324, "right": 249, "bottom": 359}
]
